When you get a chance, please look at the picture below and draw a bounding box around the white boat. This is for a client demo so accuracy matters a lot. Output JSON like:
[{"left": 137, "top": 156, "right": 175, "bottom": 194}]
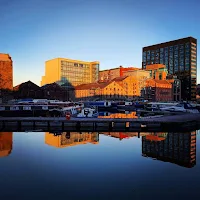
[
  {"left": 160, "top": 102, "right": 199, "bottom": 113},
  {"left": 76, "top": 107, "right": 98, "bottom": 118}
]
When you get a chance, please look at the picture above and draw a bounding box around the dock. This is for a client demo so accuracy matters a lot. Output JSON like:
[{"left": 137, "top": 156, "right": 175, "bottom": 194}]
[{"left": 0, "top": 113, "right": 200, "bottom": 132}]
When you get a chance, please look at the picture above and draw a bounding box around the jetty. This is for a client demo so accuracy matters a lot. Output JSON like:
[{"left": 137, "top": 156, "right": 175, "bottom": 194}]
[{"left": 0, "top": 113, "right": 200, "bottom": 132}]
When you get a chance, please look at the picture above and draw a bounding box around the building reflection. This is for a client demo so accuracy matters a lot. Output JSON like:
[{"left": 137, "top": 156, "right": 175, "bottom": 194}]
[
  {"left": 45, "top": 132, "right": 99, "bottom": 148},
  {"left": 0, "top": 132, "right": 13, "bottom": 157},
  {"left": 100, "top": 132, "right": 149, "bottom": 140},
  {"left": 142, "top": 132, "right": 196, "bottom": 168},
  {"left": 98, "top": 111, "right": 137, "bottom": 119}
]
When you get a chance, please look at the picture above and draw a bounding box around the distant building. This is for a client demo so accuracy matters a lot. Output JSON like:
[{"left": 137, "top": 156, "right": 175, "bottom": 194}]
[
  {"left": 142, "top": 132, "right": 196, "bottom": 168},
  {"left": 0, "top": 53, "right": 13, "bottom": 90},
  {"left": 167, "top": 76, "right": 181, "bottom": 101},
  {"left": 74, "top": 81, "right": 126, "bottom": 100},
  {"left": 41, "top": 82, "right": 70, "bottom": 101},
  {"left": 142, "top": 37, "right": 197, "bottom": 101},
  {"left": 13, "top": 80, "right": 42, "bottom": 99},
  {"left": 99, "top": 66, "right": 139, "bottom": 82},
  {"left": 112, "top": 76, "right": 139, "bottom": 99},
  {"left": 41, "top": 58, "right": 99, "bottom": 88},
  {"left": 123, "top": 69, "right": 150, "bottom": 97},
  {"left": 141, "top": 79, "right": 172, "bottom": 101},
  {"left": 145, "top": 64, "right": 168, "bottom": 80},
  {"left": 45, "top": 132, "right": 99, "bottom": 148}
]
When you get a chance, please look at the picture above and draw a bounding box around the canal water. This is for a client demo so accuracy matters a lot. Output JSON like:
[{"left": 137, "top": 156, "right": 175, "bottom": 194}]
[{"left": 0, "top": 131, "right": 199, "bottom": 199}]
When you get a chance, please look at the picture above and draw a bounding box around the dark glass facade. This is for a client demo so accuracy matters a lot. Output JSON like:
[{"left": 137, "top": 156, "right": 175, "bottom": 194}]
[{"left": 142, "top": 37, "right": 197, "bottom": 101}]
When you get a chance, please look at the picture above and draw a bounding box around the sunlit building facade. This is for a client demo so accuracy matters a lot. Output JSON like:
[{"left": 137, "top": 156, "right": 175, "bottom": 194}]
[
  {"left": 145, "top": 64, "right": 168, "bottom": 80},
  {"left": 0, "top": 53, "right": 13, "bottom": 90},
  {"left": 41, "top": 58, "right": 99, "bottom": 88},
  {"left": 99, "top": 66, "right": 139, "bottom": 82},
  {"left": 142, "top": 79, "right": 172, "bottom": 101},
  {"left": 142, "top": 132, "right": 196, "bottom": 168},
  {"left": 142, "top": 37, "right": 197, "bottom": 101},
  {"left": 123, "top": 69, "right": 150, "bottom": 97},
  {"left": 75, "top": 81, "right": 126, "bottom": 100}
]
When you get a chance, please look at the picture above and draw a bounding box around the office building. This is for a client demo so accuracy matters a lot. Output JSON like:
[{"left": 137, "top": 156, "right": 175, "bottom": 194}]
[
  {"left": 142, "top": 37, "right": 197, "bottom": 101},
  {"left": 0, "top": 53, "right": 13, "bottom": 90},
  {"left": 41, "top": 58, "right": 99, "bottom": 88}
]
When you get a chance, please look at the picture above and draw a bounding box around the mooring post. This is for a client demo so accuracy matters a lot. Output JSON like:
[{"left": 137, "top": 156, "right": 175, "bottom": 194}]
[{"left": 138, "top": 132, "right": 140, "bottom": 138}]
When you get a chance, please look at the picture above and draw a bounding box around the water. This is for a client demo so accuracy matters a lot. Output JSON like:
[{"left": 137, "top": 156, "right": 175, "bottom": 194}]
[{"left": 0, "top": 131, "right": 200, "bottom": 199}]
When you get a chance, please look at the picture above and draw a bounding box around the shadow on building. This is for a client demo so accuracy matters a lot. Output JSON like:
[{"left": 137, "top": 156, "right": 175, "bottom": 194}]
[
  {"left": 12, "top": 79, "right": 75, "bottom": 101},
  {"left": 0, "top": 132, "right": 13, "bottom": 157},
  {"left": 13, "top": 80, "right": 43, "bottom": 99},
  {"left": 45, "top": 132, "right": 99, "bottom": 148},
  {"left": 142, "top": 132, "right": 196, "bottom": 168}
]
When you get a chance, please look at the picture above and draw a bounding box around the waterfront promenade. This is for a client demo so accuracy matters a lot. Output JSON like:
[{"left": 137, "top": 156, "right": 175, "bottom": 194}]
[{"left": 0, "top": 113, "right": 200, "bottom": 132}]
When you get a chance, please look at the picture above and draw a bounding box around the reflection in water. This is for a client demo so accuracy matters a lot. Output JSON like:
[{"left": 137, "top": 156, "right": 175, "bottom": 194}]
[
  {"left": 100, "top": 132, "right": 149, "bottom": 140},
  {"left": 98, "top": 111, "right": 137, "bottom": 118},
  {"left": 0, "top": 131, "right": 197, "bottom": 169},
  {"left": 45, "top": 132, "right": 99, "bottom": 148},
  {"left": 0, "top": 132, "right": 13, "bottom": 157},
  {"left": 142, "top": 132, "right": 196, "bottom": 168}
]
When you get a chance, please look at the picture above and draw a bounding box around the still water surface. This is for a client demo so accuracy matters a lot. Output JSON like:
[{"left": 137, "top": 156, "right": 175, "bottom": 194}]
[{"left": 0, "top": 131, "right": 200, "bottom": 199}]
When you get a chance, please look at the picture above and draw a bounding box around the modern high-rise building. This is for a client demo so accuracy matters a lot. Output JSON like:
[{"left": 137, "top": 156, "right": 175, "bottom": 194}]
[
  {"left": 0, "top": 53, "right": 13, "bottom": 90},
  {"left": 41, "top": 58, "right": 99, "bottom": 88},
  {"left": 142, "top": 37, "right": 197, "bottom": 101}
]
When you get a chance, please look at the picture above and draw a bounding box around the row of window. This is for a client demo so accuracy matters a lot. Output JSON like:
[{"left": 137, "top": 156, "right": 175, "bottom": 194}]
[{"left": 61, "top": 61, "right": 90, "bottom": 68}]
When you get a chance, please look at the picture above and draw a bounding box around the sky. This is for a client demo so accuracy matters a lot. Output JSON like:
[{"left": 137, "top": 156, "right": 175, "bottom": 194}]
[{"left": 0, "top": 0, "right": 200, "bottom": 86}]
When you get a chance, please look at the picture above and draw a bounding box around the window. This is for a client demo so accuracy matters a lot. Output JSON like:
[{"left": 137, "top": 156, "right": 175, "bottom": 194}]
[
  {"left": 143, "top": 51, "right": 146, "bottom": 62},
  {"left": 147, "top": 50, "right": 151, "bottom": 61}
]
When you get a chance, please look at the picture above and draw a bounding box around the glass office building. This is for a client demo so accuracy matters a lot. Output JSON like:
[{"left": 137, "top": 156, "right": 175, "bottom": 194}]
[{"left": 142, "top": 37, "right": 197, "bottom": 101}]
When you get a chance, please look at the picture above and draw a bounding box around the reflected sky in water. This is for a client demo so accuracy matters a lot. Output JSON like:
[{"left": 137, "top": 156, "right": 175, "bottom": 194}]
[{"left": 0, "top": 131, "right": 200, "bottom": 199}]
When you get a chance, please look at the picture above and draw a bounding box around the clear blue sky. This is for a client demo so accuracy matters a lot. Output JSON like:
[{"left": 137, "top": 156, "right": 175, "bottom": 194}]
[{"left": 0, "top": 0, "right": 199, "bottom": 86}]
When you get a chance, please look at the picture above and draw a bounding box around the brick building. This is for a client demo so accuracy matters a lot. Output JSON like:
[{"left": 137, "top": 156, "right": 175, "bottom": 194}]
[
  {"left": 0, "top": 53, "right": 13, "bottom": 90},
  {"left": 99, "top": 66, "right": 139, "bottom": 82},
  {"left": 142, "top": 79, "right": 172, "bottom": 101},
  {"left": 75, "top": 81, "right": 126, "bottom": 100}
]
